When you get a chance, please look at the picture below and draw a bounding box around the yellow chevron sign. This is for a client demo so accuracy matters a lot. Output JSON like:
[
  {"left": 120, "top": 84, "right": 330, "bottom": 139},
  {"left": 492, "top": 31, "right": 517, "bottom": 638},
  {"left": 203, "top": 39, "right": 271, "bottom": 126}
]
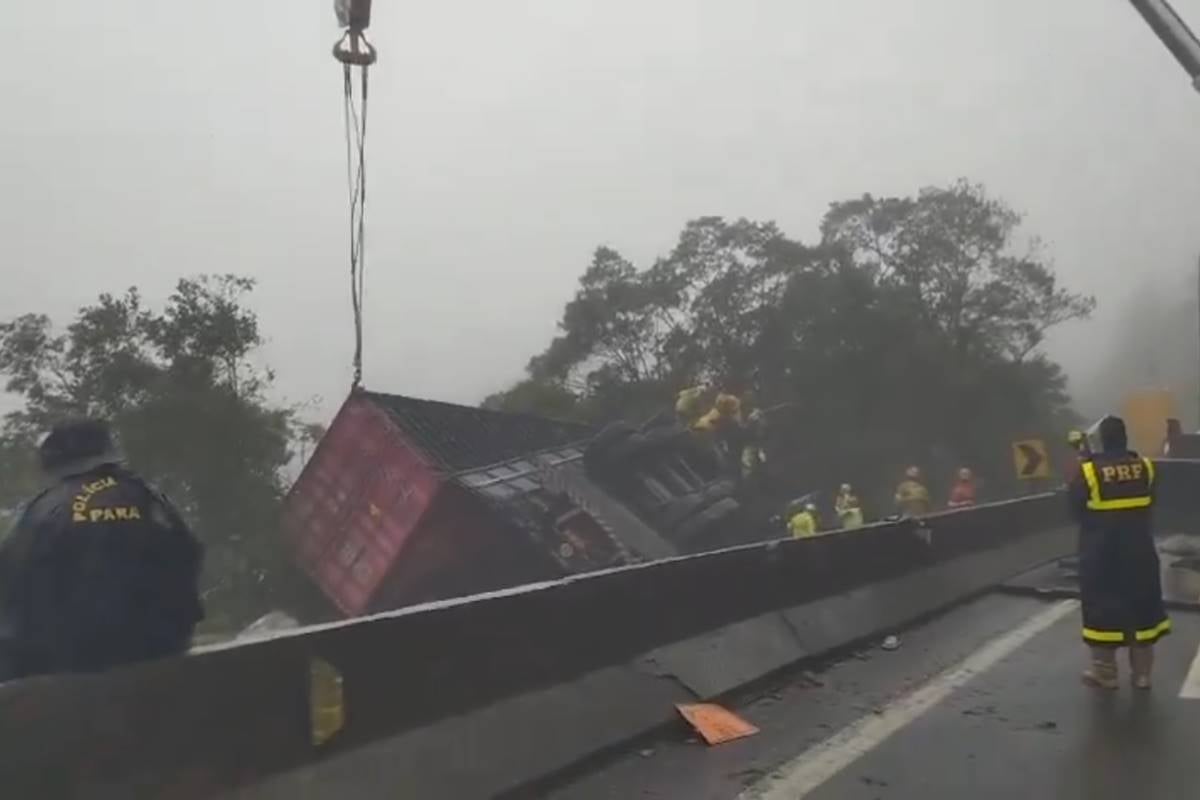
[{"left": 1012, "top": 439, "right": 1051, "bottom": 480}]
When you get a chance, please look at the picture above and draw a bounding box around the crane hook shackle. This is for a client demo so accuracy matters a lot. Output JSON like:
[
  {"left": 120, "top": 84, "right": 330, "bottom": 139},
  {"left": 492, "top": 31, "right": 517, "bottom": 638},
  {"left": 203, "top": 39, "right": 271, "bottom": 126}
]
[{"left": 333, "top": 0, "right": 377, "bottom": 66}]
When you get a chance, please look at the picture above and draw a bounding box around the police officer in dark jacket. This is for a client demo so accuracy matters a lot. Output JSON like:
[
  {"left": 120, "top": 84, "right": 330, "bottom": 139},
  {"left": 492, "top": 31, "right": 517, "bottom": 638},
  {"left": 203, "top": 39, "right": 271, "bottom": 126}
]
[
  {"left": 0, "top": 419, "right": 203, "bottom": 680},
  {"left": 1069, "top": 415, "right": 1169, "bottom": 690}
]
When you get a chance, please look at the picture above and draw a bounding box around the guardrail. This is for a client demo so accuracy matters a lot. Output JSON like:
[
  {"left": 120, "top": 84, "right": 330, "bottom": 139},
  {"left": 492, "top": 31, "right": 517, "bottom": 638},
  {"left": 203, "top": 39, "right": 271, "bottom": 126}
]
[{"left": 4, "top": 461, "right": 1198, "bottom": 799}]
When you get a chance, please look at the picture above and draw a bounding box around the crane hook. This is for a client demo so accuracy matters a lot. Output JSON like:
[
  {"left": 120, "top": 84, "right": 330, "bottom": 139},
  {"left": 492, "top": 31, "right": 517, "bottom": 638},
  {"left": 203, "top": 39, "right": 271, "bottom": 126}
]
[{"left": 333, "top": 0, "right": 377, "bottom": 66}]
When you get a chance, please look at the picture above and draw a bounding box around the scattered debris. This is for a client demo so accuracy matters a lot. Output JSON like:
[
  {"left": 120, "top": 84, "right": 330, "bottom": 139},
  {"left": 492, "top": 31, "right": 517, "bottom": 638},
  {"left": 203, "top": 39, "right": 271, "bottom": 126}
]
[
  {"left": 638, "top": 748, "right": 655, "bottom": 758},
  {"left": 962, "top": 704, "right": 997, "bottom": 717},
  {"left": 733, "top": 766, "right": 769, "bottom": 785},
  {"left": 881, "top": 635, "right": 901, "bottom": 651},
  {"left": 676, "top": 703, "right": 760, "bottom": 746},
  {"left": 1034, "top": 720, "right": 1058, "bottom": 731},
  {"left": 798, "top": 670, "right": 825, "bottom": 687},
  {"left": 861, "top": 776, "right": 890, "bottom": 787}
]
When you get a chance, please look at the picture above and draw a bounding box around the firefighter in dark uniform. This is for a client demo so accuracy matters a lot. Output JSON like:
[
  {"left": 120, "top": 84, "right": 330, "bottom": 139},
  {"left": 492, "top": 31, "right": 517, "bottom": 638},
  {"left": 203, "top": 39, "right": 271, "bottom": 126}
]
[
  {"left": 1070, "top": 415, "right": 1169, "bottom": 690},
  {"left": 0, "top": 419, "right": 204, "bottom": 681}
]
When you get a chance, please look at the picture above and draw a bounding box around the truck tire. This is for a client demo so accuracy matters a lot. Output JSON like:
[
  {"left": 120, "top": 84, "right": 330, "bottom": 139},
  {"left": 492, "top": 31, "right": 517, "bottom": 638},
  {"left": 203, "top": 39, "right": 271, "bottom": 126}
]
[
  {"left": 637, "top": 423, "right": 691, "bottom": 450},
  {"left": 607, "top": 432, "right": 654, "bottom": 463},
  {"left": 589, "top": 421, "right": 637, "bottom": 452},
  {"left": 585, "top": 422, "right": 638, "bottom": 472},
  {"left": 699, "top": 479, "right": 736, "bottom": 503},
  {"left": 671, "top": 497, "right": 740, "bottom": 542},
  {"left": 607, "top": 423, "right": 695, "bottom": 464},
  {"left": 654, "top": 493, "right": 706, "bottom": 528}
]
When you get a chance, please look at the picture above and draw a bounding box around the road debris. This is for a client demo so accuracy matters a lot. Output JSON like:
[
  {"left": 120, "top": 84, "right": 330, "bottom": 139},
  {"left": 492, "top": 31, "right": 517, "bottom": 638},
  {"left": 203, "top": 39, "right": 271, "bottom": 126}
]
[{"left": 676, "top": 703, "right": 760, "bottom": 746}]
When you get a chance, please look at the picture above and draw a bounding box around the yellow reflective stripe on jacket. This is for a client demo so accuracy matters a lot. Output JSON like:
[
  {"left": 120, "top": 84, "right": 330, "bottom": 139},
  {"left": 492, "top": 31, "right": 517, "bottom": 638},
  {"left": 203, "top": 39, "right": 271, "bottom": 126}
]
[
  {"left": 1082, "top": 620, "right": 1171, "bottom": 643},
  {"left": 1080, "top": 460, "right": 1152, "bottom": 511},
  {"left": 1082, "top": 627, "right": 1126, "bottom": 643},
  {"left": 1090, "top": 496, "right": 1152, "bottom": 511},
  {"left": 1135, "top": 619, "right": 1171, "bottom": 641}
]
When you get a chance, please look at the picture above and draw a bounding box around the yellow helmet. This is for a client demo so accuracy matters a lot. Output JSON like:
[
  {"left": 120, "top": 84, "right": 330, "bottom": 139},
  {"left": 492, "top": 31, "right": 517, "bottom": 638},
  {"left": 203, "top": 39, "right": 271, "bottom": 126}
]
[
  {"left": 715, "top": 393, "right": 741, "bottom": 416},
  {"left": 1067, "top": 430, "right": 1084, "bottom": 445}
]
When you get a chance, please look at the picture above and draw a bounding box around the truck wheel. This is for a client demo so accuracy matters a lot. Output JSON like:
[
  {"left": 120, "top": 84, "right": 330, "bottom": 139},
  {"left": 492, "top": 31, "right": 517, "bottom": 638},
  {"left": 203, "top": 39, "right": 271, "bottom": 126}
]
[
  {"left": 585, "top": 422, "right": 638, "bottom": 472},
  {"left": 672, "top": 497, "right": 740, "bottom": 541},
  {"left": 655, "top": 493, "right": 706, "bottom": 528}
]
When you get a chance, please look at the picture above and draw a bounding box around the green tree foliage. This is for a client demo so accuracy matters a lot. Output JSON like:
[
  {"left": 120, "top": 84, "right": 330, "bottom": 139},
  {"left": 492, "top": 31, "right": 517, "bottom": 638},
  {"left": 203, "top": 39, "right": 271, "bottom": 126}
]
[
  {"left": 0, "top": 275, "right": 304, "bottom": 627},
  {"left": 490, "top": 181, "right": 1094, "bottom": 507},
  {"left": 0, "top": 433, "right": 40, "bottom": 536}
]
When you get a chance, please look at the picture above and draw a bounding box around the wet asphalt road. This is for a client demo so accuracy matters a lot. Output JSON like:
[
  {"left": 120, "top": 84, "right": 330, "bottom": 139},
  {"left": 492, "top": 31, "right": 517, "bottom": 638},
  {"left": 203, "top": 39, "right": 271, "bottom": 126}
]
[{"left": 545, "top": 593, "right": 1200, "bottom": 800}]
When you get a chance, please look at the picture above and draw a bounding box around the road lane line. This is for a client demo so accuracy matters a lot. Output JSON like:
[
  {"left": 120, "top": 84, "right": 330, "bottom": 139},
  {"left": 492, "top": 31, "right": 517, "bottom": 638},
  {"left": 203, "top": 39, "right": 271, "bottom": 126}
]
[
  {"left": 739, "top": 599, "right": 1079, "bottom": 800},
  {"left": 1178, "top": 640, "right": 1200, "bottom": 698}
]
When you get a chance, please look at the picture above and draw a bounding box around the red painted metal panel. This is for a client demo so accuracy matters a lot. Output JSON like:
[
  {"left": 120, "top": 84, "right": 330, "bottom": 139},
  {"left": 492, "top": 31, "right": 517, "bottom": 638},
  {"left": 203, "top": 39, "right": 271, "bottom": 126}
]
[
  {"left": 366, "top": 484, "right": 562, "bottom": 611},
  {"left": 283, "top": 393, "right": 442, "bottom": 615}
]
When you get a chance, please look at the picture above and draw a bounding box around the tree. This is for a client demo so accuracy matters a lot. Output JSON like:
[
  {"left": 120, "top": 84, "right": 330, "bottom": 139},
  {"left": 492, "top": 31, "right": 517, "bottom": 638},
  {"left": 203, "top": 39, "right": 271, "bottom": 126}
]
[
  {"left": 292, "top": 420, "right": 329, "bottom": 466},
  {"left": 489, "top": 180, "right": 1094, "bottom": 508},
  {"left": 0, "top": 275, "right": 305, "bottom": 627},
  {"left": 820, "top": 180, "right": 1095, "bottom": 362},
  {"left": 0, "top": 433, "right": 40, "bottom": 537},
  {"left": 481, "top": 379, "right": 583, "bottom": 420},
  {"left": 809, "top": 181, "right": 1092, "bottom": 496},
  {"left": 505, "top": 218, "right": 812, "bottom": 422}
]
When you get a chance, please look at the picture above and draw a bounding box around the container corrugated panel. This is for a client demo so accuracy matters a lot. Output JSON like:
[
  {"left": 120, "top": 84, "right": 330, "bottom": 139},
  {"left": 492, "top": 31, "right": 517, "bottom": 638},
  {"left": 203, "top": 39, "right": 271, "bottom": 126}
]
[
  {"left": 366, "top": 484, "right": 552, "bottom": 611},
  {"left": 283, "top": 393, "right": 443, "bottom": 615}
]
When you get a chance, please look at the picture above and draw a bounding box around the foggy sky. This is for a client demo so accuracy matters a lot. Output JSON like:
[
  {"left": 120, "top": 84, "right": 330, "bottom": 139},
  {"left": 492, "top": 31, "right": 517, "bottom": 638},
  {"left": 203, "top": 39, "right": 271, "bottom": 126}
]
[{"left": 2, "top": 0, "right": 1199, "bottom": 425}]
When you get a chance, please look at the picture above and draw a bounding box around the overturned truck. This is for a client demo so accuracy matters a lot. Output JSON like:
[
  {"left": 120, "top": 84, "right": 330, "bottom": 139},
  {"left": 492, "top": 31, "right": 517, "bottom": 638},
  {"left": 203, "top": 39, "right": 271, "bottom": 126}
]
[
  {"left": 282, "top": 391, "right": 761, "bottom": 618},
  {"left": 583, "top": 417, "right": 753, "bottom": 551}
]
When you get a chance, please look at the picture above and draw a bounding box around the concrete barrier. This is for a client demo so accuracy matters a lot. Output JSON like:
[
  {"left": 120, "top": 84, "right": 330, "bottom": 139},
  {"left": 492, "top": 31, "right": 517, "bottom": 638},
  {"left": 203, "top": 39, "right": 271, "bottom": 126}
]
[
  {"left": 241, "top": 514, "right": 1082, "bottom": 799},
  {"left": 5, "top": 465, "right": 1200, "bottom": 799}
]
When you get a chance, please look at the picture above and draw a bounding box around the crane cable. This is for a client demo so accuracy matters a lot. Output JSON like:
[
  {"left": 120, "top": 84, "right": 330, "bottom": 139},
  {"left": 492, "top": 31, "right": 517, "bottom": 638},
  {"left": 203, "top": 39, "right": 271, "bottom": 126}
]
[
  {"left": 342, "top": 62, "right": 369, "bottom": 389},
  {"left": 333, "top": 3, "right": 377, "bottom": 389}
]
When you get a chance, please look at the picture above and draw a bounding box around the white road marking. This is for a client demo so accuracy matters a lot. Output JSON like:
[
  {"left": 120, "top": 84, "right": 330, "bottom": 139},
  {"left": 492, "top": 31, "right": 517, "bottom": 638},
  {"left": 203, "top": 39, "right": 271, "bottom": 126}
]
[
  {"left": 1178, "top": 640, "right": 1200, "bottom": 699},
  {"left": 739, "top": 599, "right": 1079, "bottom": 800}
]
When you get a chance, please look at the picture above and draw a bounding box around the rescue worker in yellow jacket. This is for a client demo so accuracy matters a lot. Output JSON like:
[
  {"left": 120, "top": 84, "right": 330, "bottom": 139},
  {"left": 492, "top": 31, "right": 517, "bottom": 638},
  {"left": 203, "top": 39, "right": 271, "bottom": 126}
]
[
  {"left": 692, "top": 392, "right": 743, "bottom": 432},
  {"left": 788, "top": 503, "right": 819, "bottom": 538},
  {"left": 693, "top": 392, "right": 746, "bottom": 478},
  {"left": 1070, "top": 415, "right": 1169, "bottom": 690},
  {"left": 675, "top": 384, "right": 709, "bottom": 426},
  {"left": 894, "top": 466, "right": 931, "bottom": 516},
  {"left": 835, "top": 484, "right": 864, "bottom": 528}
]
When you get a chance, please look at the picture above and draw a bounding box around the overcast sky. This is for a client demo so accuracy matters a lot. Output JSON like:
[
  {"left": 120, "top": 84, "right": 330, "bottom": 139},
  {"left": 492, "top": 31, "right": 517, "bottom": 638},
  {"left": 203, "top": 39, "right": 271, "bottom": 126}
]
[{"left": 2, "top": 0, "right": 1199, "bottom": 425}]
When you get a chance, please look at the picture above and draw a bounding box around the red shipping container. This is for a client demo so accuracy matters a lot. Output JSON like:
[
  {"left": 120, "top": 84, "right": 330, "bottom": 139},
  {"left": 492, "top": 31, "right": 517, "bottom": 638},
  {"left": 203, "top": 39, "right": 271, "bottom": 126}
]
[
  {"left": 284, "top": 389, "right": 605, "bottom": 617},
  {"left": 283, "top": 394, "right": 441, "bottom": 615}
]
